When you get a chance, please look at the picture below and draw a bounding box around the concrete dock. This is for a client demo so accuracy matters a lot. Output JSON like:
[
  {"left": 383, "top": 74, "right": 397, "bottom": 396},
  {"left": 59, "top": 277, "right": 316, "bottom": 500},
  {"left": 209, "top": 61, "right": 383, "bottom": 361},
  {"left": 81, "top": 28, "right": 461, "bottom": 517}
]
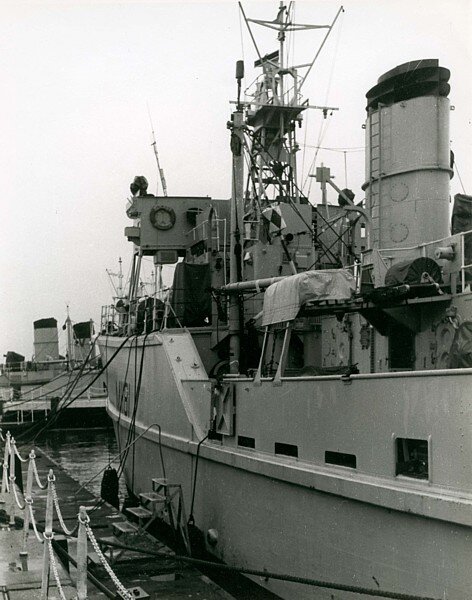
[{"left": 0, "top": 443, "right": 237, "bottom": 600}]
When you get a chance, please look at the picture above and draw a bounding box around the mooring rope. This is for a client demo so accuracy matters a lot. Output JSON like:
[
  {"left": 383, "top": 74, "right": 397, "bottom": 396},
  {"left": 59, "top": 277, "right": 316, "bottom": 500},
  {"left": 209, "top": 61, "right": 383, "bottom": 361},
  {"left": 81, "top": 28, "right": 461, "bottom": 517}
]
[
  {"left": 95, "top": 537, "right": 442, "bottom": 600},
  {"left": 0, "top": 431, "right": 446, "bottom": 600}
]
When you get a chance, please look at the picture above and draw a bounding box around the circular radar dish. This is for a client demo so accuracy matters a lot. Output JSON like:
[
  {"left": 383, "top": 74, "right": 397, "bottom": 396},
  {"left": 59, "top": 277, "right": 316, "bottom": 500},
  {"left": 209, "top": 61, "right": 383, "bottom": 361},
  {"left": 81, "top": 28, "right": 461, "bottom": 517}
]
[{"left": 150, "top": 206, "right": 176, "bottom": 230}]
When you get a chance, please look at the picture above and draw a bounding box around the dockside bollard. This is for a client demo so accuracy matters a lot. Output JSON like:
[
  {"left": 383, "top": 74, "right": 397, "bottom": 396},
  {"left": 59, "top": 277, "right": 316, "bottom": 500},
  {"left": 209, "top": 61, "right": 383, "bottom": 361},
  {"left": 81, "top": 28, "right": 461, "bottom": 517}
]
[
  {"left": 40, "top": 469, "right": 54, "bottom": 600},
  {"left": 77, "top": 506, "right": 88, "bottom": 600}
]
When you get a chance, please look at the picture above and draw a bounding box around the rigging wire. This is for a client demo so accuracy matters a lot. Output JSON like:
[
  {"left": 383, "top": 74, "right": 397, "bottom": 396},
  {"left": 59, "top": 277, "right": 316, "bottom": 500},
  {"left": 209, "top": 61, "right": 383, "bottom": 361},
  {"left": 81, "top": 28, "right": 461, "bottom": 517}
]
[
  {"left": 455, "top": 161, "right": 467, "bottom": 194},
  {"left": 343, "top": 150, "right": 347, "bottom": 188},
  {"left": 238, "top": 2, "right": 246, "bottom": 88},
  {"left": 302, "top": 145, "right": 364, "bottom": 152},
  {"left": 4, "top": 333, "right": 100, "bottom": 411},
  {"left": 16, "top": 334, "right": 130, "bottom": 443},
  {"left": 285, "top": 2, "right": 295, "bottom": 69},
  {"left": 304, "top": 114, "right": 333, "bottom": 198},
  {"left": 300, "top": 105, "right": 310, "bottom": 185},
  {"left": 299, "top": 8, "right": 345, "bottom": 199},
  {"left": 323, "top": 6, "right": 344, "bottom": 108}
]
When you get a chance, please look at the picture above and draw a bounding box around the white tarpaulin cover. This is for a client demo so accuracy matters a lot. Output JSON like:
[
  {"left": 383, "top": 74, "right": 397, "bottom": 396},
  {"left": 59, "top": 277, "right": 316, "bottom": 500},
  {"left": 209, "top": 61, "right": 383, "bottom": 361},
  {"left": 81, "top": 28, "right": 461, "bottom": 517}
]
[{"left": 262, "top": 269, "right": 356, "bottom": 326}]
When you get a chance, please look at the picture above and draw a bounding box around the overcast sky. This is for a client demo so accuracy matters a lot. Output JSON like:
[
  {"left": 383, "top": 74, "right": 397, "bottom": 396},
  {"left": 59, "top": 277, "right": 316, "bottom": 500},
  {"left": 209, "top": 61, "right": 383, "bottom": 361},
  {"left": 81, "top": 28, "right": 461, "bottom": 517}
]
[{"left": 1, "top": 0, "right": 471, "bottom": 359}]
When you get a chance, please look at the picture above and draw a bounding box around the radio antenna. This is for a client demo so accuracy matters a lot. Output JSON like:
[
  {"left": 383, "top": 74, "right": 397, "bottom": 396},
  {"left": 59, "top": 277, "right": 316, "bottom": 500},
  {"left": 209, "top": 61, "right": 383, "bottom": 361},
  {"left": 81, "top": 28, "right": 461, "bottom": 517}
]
[{"left": 147, "top": 104, "right": 168, "bottom": 197}]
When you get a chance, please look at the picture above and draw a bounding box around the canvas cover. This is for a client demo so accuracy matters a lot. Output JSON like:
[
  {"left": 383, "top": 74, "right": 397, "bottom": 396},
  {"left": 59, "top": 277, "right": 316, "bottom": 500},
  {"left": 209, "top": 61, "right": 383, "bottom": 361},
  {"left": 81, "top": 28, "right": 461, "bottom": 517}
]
[
  {"left": 451, "top": 194, "right": 472, "bottom": 235},
  {"left": 171, "top": 262, "right": 211, "bottom": 327},
  {"left": 384, "top": 257, "right": 442, "bottom": 287},
  {"left": 262, "top": 269, "right": 355, "bottom": 326},
  {"left": 448, "top": 321, "right": 472, "bottom": 368}
]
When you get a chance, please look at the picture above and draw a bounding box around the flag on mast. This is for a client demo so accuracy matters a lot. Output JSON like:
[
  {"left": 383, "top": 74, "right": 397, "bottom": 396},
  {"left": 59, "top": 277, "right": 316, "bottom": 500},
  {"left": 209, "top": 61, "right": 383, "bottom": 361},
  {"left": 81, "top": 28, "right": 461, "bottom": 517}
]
[{"left": 261, "top": 204, "right": 287, "bottom": 235}]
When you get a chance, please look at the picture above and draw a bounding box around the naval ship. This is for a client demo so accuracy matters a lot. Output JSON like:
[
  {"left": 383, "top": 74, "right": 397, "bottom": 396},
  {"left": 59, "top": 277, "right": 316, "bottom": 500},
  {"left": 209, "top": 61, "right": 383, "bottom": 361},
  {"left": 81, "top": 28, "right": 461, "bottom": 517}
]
[
  {"left": 99, "top": 4, "right": 472, "bottom": 599},
  {"left": 0, "top": 316, "right": 107, "bottom": 430}
]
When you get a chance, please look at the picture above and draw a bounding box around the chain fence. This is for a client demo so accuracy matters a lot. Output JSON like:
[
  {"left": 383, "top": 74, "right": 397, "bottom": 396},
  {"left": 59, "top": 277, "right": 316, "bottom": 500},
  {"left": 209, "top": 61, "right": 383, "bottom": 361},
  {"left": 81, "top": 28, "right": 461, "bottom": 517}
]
[{"left": 0, "top": 429, "right": 132, "bottom": 600}]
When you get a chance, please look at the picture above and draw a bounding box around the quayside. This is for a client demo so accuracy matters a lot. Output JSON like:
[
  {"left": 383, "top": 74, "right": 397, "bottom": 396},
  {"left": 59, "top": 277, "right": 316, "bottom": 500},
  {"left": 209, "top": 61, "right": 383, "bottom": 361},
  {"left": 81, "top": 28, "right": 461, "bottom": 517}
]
[{"left": 98, "top": 3, "right": 472, "bottom": 599}]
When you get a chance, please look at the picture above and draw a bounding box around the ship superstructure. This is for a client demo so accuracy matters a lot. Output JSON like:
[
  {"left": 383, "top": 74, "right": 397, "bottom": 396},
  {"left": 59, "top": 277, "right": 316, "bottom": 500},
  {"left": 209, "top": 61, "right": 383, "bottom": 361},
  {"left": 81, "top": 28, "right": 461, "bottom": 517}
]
[
  {"left": 0, "top": 316, "right": 107, "bottom": 429},
  {"left": 99, "top": 5, "right": 472, "bottom": 599}
]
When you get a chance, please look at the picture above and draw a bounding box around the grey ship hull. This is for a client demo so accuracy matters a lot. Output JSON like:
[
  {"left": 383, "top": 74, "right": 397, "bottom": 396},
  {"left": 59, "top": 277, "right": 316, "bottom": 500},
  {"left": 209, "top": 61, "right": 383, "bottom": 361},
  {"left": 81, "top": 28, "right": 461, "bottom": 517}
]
[{"left": 100, "top": 331, "right": 472, "bottom": 600}]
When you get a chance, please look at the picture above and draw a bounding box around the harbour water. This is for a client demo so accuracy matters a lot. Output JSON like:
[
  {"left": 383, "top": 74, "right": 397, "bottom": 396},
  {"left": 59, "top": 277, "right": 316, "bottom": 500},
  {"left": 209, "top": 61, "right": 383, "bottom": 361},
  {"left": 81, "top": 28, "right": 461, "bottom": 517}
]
[
  {"left": 34, "top": 426, "right": 278, "bottom": 600},
  {"left": 35, "top": 426, "right": 128, "bottom": 503}
]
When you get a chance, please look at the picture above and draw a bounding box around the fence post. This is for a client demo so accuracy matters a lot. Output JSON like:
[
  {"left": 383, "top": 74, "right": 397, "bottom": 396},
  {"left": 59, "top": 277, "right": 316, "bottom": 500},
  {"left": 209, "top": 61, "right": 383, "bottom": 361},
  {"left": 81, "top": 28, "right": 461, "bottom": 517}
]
[
  {"left": 40, "top": 469, "right": 54, "bottom": 600},
  {"left": 20, "top": 449, "right": 36, "bottom": 559},
  {"left": 76, "top": 506, "right": 88, "bottom": 600},
  {"left": 1, "top": 431, "right": 11, "bottom": 496},
  {"left": 8, "top": 436, "right": 17, "bottom": 526}
]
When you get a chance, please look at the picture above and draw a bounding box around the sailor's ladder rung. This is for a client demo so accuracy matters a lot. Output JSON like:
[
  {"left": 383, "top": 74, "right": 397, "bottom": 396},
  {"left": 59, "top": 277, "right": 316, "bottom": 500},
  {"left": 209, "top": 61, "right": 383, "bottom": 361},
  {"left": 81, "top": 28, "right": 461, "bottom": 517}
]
[
  {"left": 140, "top": 491, "right": 167, "bottom": 504},
  {"left": 126, "top": 506, "right": 153, "bottom": 519},
  {"left": 112, "top": 521, "right": 139, "bottom": 536},
  {"left": 151, "top": 477, "right": 168, "bottom": 488},
  {"left": 152, "top": 477, "right": 181, "bottom": 491}
]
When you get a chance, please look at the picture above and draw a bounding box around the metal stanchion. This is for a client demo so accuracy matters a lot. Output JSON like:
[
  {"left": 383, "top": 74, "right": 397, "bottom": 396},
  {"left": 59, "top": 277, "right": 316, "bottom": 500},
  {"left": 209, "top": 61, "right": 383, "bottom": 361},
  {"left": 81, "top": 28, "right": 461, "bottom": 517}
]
[
  {"left": 8, "top": 437, "right": 17, "bottom": 526},
  {"left": 76, "top": 506, "right": 88, "bottom": 600},
  {"left": 40, "top": 469, "right": 54, "bottom": 600},
  {"left": 20, "top": 449, "right": 37, "bottom": 560},
  {"left": 1, "top": 431, "right": 11, "bottom": 497}
]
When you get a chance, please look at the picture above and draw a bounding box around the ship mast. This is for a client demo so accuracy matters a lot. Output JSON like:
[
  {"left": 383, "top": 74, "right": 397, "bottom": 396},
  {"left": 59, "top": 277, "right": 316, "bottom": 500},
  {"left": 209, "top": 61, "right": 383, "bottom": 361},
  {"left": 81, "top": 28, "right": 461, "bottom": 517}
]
[
  {"left": 106, "top": 257, "right": 124, "bottom": 301},
  {"left": 239, "top": 2, "right": 342, "bottom": 210},
  {"left": 226, "top": 3, "right": 343, "bottom": 373},
  {"left": 228, "top": 63, "right": 246, "bottom": 374},
  {"left": 65, "top": 304, "right": 74, "bottom": 369}
]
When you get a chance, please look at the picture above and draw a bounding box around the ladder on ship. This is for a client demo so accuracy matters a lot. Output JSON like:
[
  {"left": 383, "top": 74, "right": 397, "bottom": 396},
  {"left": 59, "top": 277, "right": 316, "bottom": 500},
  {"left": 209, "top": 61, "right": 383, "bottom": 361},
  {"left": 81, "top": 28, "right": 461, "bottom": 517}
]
[{"left": 97, "top": 477, "right": 191, "bottom": 564}]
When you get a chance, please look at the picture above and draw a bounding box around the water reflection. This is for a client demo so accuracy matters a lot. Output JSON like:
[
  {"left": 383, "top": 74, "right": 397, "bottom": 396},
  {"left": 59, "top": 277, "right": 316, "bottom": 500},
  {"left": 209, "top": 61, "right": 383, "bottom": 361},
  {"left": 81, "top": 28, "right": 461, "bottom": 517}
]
[{"left": 36, "top": 427, "right": 127, "bottom": 502}]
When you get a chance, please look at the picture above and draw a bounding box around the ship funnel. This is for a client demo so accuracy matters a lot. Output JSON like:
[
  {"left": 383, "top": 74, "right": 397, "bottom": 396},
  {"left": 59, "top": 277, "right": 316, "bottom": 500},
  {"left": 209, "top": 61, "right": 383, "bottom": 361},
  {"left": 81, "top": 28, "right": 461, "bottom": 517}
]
[
  {"left": 364, "top": 59, "right": 452, "bottom": 250},
  {"left": 72, "top": 321, "right": 94, "bottom": 362},
  {"left": 33, "top": 318, "right": 59, "bottom": 362}
]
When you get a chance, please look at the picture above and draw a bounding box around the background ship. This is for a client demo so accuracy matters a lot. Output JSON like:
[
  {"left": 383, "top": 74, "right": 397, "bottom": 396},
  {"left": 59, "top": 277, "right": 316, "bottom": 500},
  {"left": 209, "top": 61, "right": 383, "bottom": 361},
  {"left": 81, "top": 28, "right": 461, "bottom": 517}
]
[
  {"left": 0, "top": 315, "right": 108, "bottom": 431},
  {"left": 98, "top": 4, "right": 472, "bottom": 599}
]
